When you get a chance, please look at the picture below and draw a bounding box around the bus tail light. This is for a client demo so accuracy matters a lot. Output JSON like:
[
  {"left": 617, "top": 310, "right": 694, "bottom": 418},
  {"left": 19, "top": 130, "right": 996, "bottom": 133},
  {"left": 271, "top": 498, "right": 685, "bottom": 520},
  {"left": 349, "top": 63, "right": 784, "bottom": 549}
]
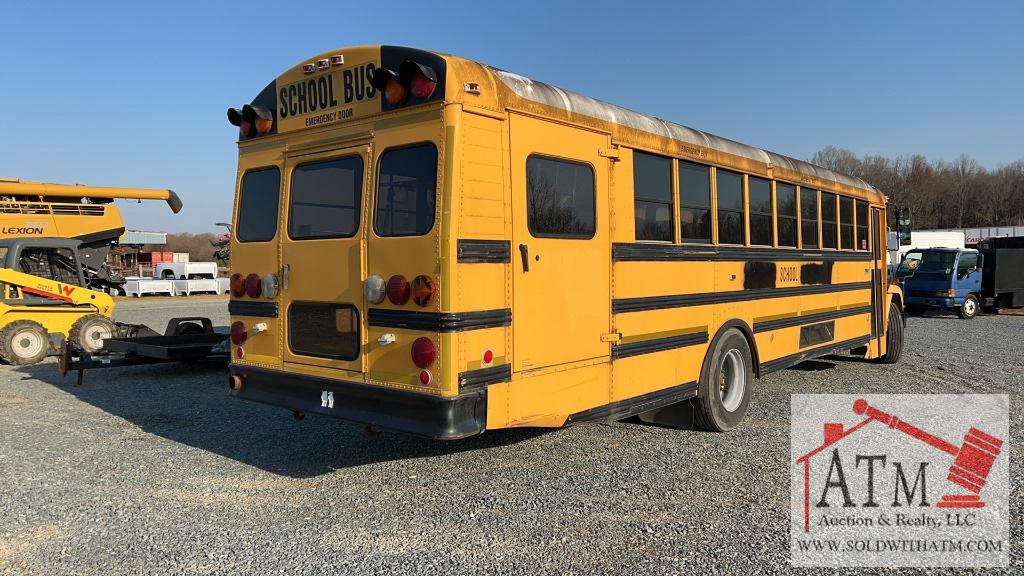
[
  {"left": 400, "top": 61, "right": 437, "bottom": 99},
  {"left": 386, "top": 275, "right": 410, "bottom": 305},
  {"left": 244, "top": 273, "right": 262, "bottom": 298},
  {"left": 372, "top": 68, "right": 408, "bottom": 106},
  {"left": 411, "top": 337, "right": 436, "bottom": 368},
  {"left": 231, "top": 321, "right": 247, "bottom": 345},
  {"left": 261, "top": 273, "right": 279, "bottom": 298},
  {"left": 364, "top": 274, "right": 386, "bottom": 304},
  {"left": 230, "top": 273, "right": 245, "bottom": 297},
  {"left": 411, "top": 275, "right": 436, "bottom": 306},
  {"left": 242, "top": 104, "right": 274, "bottom": 135}
]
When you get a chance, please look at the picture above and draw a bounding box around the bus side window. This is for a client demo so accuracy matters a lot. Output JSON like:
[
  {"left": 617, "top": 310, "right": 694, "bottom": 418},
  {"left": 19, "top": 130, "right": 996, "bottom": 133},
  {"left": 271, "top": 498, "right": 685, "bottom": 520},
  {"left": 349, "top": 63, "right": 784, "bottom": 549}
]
[
  {"left": 839, "top": 196, "right": 854, "bottom": 250},
  {"left": 632, "top": 151, "right": 673, "bottom": 242},
  {"left": 821, "top": 192, "right": 838, "bottom": 249},
  {"left": 679, "top": 161, "right": 712, "bottom": 244},
  {"left": 748, "top": 176, "right": 773, "bottom": 246},
  {"left": 855, "top": 200, "right": 870, "bottom": 251},
  {"left": 800, "top": 187, "right": 819, "bottom": 249},
  {"left": 776, "top": 183, "right": 798, "bottom": 247},
  {"left": 526, "top": 155, "right": 595, "bottom": 238},
  {"left": 716, "top": 169, "right": 744, "bottom": 245}
]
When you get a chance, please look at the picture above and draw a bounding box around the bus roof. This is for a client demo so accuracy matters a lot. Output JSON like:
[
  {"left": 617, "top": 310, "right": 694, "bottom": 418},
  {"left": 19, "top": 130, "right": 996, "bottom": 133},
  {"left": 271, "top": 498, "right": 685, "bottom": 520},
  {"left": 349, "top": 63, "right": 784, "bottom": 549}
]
[{"left": 239, "top": 45, "right": 883, "bottom": 200}]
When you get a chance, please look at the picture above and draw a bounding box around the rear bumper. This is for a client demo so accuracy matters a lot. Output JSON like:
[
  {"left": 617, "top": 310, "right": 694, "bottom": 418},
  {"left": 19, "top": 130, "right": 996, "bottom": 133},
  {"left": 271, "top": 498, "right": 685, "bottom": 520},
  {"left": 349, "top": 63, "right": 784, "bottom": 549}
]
[{"left": 228, "top": 364, "right": 487, "bottom": 440}]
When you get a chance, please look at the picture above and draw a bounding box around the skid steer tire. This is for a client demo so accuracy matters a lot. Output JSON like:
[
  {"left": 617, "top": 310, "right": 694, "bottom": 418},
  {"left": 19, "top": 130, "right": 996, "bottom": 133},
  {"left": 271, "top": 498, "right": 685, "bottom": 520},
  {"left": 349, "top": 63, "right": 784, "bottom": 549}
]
[
  {"left": 69, "top": 314, "right": 116, "bottom": 354},
  {"left": 0, "top": 320, "right": 50, "bottom": 365}
]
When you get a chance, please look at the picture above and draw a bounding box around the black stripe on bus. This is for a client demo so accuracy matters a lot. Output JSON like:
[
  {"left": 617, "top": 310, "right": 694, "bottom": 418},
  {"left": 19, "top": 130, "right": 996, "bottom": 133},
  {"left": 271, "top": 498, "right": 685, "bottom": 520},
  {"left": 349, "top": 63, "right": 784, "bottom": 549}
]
[
  {"left": 567, "top": 381, "right": 699, "bottom": 424},
  {"left": 458, "top": 364, "right": 511, "bottom": 391},
  {"left": 229, "top": 300, "right": 279, "bottom": 318},
  {"left": 752, "top": 305, "right": 873, "bottom": 333},
  {"left": 611, "top": 330, "right": 709, "bottom": 360},
  {"left": 612, "top": 281, "right": 873, "bottom": 314},
  {"left": 457, "top": 239, "right": 511, "bottom": 263},
  {"left": 759, "top": 334, "right": 873, "bottom": 375},
  {"left": 368, "top": 308, "right": 511, "bottom": 332},
  {"left": 612, "top": 243, "right": 874, "bottom": 262}
]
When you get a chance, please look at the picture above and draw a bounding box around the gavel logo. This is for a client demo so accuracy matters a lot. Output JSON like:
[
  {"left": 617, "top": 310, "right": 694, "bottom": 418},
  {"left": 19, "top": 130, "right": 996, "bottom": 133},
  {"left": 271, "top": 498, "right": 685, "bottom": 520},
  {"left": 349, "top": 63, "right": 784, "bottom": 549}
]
[{"left": 852, "top": 398, "right": 1004, "bottom": 508}]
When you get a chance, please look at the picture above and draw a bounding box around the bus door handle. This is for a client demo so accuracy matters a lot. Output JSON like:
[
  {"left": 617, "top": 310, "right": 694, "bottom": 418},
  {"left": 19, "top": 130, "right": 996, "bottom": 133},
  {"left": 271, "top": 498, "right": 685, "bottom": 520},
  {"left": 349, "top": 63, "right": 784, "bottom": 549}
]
[
  {"left": 282, "top": 263, "right": 290, "bottom": 290},
  {"left": 518, "top": 244, "right": 530, "bottom": 272}
]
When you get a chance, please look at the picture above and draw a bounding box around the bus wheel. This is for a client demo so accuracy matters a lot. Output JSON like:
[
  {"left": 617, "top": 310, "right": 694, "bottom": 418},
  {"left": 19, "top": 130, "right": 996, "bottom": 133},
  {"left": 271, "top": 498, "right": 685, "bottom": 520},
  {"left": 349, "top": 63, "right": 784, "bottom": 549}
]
[
  {"left": 957, "top": 295, "right": 979, "bottom": 320},
  {"left": 69, "top": 314, "right": 116, "bottom": 354},
  {"left": 0, "top": 320, "right": 50, "bottom": 366},
  {"left": 694, "top": 328, "right": 752, "bottom": 432},
  {"left": 876, "top": 302, "right": 905, "bottom": 364}
]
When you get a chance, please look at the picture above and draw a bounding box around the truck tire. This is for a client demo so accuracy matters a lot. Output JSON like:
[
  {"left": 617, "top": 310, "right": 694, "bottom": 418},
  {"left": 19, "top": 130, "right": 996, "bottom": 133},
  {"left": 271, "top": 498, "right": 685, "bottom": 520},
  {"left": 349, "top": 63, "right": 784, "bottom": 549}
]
[
  {"left": 0, "top": 320, "right": 50, "bottom": 365},
  {"left": 693, "top": 328, "right": 753, "bottom": 432},
  {"left": 69, "top": 314, "right": 116, "bottom": 354},
  {"left": 876, "top": 302, "right": 905, "bottom": 364},
  {"left": 957, "top": 295, "right": 979, "bottom": 320}
]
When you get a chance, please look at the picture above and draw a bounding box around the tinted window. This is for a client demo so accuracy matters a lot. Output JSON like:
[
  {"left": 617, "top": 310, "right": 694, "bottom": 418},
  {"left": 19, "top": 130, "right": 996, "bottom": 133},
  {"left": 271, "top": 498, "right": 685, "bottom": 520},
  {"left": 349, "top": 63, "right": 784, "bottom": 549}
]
[
  {"left": 289, "top": 303, "right": 359, "bottom": 360},
  {"left": 717, "top": 169, "right": 744, "bottom": 245},
  {"left": 527, "top": 155, "right": 596, "bottom": 238},
  {"left": 679, "top": 161, "right": 712, "bottom": 243},
  {"left": 19, "top": 247, "right": 79, "bottom": 284},
  {"left": 237, "top": 168, "right": 281, "bottom": 242},
  {"left": 800, "top": 187, "right": 818, "bottom": 249},
  {"left": 375, "top": 144, "right": 437, "bottom": 236},
  {"left": 777, "top": 183, "right": 797, "bottom": 247},
  {"left": 749, "top": 176, "right": 773, "bottom": 246},
  {"left": 957, "top": 252, "right": 978, "bottom": 276},
  {"left": 839, "top": 196, "right": 854, "bottom": 250},
  {"left": 289, "top": 156, "right": 363, "bottom": 239},
  {"left": 633, "top": 151, "right": 672, "bottom": 242},
  {"left": 821, "top": 192, "right": 837, "bottom": 249},
  {"left": 856, "top": 200, "right": 870, "bottom": 251}
]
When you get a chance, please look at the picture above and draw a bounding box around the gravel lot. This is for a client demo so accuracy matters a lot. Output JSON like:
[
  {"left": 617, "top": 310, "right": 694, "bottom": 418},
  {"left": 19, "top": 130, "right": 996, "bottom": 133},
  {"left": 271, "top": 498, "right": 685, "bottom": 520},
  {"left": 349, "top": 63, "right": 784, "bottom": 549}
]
[{"left": 1, "top": 296, "right": 1020, "bottom": 575}]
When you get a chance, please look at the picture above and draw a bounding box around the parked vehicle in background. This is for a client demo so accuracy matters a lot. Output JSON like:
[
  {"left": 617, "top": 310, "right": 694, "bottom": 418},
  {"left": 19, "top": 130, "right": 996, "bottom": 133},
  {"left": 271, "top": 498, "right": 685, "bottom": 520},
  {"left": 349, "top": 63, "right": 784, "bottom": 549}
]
[
  {"left": 898, "top": 240, "right": 1024, "bottom": 318},
  {"left": 155, "top": 261, "right": 217, "bottom": 279},
  {"left": 977, "top": 236, "right": 1024, "bottom": 313},
  {"left": 888, "top": 230, "right": 965, "bottom": 273}
]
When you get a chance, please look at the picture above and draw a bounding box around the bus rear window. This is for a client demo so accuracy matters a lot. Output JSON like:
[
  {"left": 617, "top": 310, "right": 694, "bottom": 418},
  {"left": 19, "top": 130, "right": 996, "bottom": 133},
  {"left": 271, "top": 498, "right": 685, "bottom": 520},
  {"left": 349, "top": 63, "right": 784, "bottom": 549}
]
[
  {"left": 375, "top": 144, "right": 437, "bottom": 236},
  {"left": 289, "top": 156, "right": 363, "bottom": 240},
  {"left": 237, "top": 167, "right": 281, "bottom": 242}
]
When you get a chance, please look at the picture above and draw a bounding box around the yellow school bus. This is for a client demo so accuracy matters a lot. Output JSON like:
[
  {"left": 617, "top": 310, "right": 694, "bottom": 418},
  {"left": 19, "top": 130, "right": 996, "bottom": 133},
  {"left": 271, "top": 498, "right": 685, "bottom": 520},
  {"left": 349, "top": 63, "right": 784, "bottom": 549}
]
[{"left": 225, "top": 45, "right": 905, "bottom": 439}]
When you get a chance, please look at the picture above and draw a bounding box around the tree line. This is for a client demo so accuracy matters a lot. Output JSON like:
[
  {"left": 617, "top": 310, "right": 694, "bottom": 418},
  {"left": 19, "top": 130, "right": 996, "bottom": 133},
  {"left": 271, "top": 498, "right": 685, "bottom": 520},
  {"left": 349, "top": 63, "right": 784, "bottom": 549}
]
[{"left": 810, "top": 146, "right": 1024, "bottom": 230}]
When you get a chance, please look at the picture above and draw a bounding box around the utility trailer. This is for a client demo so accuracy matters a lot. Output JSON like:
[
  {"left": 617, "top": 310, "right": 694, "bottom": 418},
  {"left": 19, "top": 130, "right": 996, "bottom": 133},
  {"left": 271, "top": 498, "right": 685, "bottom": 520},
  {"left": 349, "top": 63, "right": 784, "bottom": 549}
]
[
  {"left": 59, "top": 316, "right": 228, "bottom": 386},
  {"left": 155, "top": 261, "right": 218, "bottom": 280},
  {"left": 977, "top": 236, "right": 1024, "bottom": 312}
]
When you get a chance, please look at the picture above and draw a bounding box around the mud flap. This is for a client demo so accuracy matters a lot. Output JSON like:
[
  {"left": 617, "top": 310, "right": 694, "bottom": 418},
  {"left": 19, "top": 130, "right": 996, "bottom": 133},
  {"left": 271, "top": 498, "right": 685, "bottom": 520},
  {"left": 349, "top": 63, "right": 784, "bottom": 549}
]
[{"left": 637, "top": 398, "right": 695, "bottom": 429}]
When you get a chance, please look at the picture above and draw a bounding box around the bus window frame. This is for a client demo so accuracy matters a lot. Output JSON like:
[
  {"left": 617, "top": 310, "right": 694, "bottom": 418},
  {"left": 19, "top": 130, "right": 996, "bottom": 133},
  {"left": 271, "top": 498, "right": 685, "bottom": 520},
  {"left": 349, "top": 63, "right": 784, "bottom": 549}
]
[
  {"left": 715, "top": 167, "right": 746, "bottom": 246},
  {"left": 820, "top": 191, "right": 838, "bottom": 250},
  {"left": 775, "top": 181, "right": 799, "bottom": 248},
  {"left": 631, "top": 150, "right": 675, "bottom": 244},
  {"left": 373, "top": 141, "right": 440, "bottom": 238},
  {"left": 235, "top": 165, "right": 282, "bottom": 244},
  {"left": 839, "top": 195, "right": 855, "bottom": 250},
  {"left": 747, "top": 175, "right": 774, "bottom": 247},
  {"left": 679, "top": 159, "right": 713, "bottom": 245},
  {"left": 525, "top": 153, "right": 598, "bottom": 240},
  {"left": 287, "top": 154, "right": 364, "bottom": 241}
]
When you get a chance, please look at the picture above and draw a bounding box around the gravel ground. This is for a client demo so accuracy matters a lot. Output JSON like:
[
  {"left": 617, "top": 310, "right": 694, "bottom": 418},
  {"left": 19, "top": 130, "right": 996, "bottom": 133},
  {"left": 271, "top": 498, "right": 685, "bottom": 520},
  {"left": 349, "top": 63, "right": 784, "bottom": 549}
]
[{"left": 0, "top": 297, "right": 1020, "bottom": 575}]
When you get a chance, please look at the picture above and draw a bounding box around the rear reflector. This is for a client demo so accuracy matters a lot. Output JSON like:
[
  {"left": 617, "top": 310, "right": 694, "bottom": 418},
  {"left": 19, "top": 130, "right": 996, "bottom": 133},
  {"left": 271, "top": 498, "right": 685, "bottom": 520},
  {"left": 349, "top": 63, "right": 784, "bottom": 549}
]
[{"left": 411, "top": 337, "right": 436, "bottom": 368}]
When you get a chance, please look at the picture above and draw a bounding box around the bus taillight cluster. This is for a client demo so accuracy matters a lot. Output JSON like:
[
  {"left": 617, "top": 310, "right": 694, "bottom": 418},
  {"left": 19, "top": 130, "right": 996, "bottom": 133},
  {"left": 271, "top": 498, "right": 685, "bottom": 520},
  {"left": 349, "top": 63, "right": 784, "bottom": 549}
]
[
  {"left": 227, "top": 104, "right": 274, "bottom": 139},
  {"left": 230, "top": 273, "right": 278, "bottom": 299},
  {"left": 372, "top": 61, "right": 437, "bottom": 106}
]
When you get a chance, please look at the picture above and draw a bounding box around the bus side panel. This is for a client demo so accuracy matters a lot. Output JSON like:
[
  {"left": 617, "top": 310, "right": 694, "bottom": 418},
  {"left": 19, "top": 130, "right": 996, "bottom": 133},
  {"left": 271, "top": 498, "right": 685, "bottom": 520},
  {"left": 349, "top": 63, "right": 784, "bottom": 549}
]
[{"left": 487, "top": 363, "right": 610, "bottom": 429}]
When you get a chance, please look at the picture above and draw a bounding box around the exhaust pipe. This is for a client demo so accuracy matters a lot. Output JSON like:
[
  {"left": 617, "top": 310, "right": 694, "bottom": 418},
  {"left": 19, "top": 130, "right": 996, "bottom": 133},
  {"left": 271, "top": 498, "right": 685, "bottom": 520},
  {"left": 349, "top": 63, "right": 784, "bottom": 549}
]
[{"left": 228, "top": 374, "right": 244, "bottom": 393}]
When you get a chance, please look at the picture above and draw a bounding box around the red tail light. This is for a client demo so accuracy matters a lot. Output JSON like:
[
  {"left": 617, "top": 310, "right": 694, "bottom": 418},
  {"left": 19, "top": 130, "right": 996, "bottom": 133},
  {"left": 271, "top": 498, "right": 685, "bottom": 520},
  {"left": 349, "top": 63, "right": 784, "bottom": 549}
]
[
  {"left": 411, "top": 275, "right": 436, "bottom": 306},
  {"left": 231, "top": 321, "right": 247, "bottom": 345},
  {"left": 244, "top": 273, "right": 262, "bottom": 298},
  {"left": 386, "top": 275, "right": 410, "bottom": 305},
  {"left": 372, "top": 68, "right": 408, "bottom": 106},
  {"left": 400, "top": 61, "right": 437, "bottom": 99},
  {"left": 230, "top": 273, "right": 245, "bottom": 297},
  {"left": 411, "top": 337, "right": 436, "bottom": 368}
]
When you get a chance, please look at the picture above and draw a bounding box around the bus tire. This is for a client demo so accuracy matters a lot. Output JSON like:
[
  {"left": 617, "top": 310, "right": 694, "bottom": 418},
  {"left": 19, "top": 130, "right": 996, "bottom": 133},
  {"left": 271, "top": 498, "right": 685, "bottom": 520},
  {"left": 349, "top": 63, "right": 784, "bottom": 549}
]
[
  {"left": 0, "top": 320, "right": 50, "bottom": 366},
  {"left": 69, "top": 314, "right": 116, "bottom": 354},
  {"left": 957, "top": 295, "right": 979, "bottom": 319},
  {"left": 876, "top": 302, "right": 905, "bottom": 364},
  {"left": 693, "top": 328, "right": 752, "bottom": 432}
]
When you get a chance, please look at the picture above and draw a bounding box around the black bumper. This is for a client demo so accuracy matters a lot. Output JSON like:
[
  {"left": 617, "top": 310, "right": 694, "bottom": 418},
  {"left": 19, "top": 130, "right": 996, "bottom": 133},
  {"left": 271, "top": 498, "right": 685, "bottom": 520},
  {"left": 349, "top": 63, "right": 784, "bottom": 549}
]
[{"left": 229, "top": 365, "right": 487, "bottom": 440}]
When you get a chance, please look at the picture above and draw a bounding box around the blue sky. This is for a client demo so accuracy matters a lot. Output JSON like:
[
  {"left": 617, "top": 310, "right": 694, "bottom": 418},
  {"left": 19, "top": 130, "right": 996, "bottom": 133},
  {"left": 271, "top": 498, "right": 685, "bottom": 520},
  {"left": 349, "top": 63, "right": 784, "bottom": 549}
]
[{"left": 2, "top": 1, "right": 1021, "bottom": 232}]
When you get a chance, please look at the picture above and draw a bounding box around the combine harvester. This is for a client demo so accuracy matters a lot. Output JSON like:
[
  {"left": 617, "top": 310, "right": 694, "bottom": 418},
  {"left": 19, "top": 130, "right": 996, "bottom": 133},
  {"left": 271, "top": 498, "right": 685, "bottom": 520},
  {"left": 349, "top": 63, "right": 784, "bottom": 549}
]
[{"left": 0, "top": 178, "right": 226, "bottom": 374}]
